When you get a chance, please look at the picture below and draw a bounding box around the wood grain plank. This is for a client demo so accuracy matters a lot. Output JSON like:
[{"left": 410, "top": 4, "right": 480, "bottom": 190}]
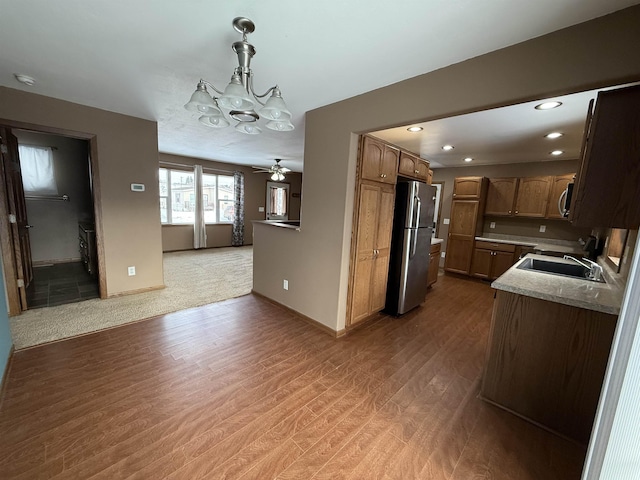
[{"left": 0, "top": 276, "right": 586, "bottom": 480}]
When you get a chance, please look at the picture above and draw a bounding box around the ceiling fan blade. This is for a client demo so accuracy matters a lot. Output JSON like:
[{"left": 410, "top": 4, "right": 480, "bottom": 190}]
[{"left": 281, "top": 167, "right": 292, "bottom": 173}]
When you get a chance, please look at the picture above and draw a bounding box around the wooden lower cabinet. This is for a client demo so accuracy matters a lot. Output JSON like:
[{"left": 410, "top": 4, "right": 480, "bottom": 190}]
[
  {"left": 348, "top": 181, "right": 395, "bottom": 326},
  {"left": 470, "top": 241, "right": 515, "bottom": 280},
  {"left": 444, "top": 235, "right": 474, "bottom": 274},
  {"left": 481, "top": 290, "right": 617, "bottom": 444},
  {"left": 427, "top": 242, "right": 441, "bottom": 287}
]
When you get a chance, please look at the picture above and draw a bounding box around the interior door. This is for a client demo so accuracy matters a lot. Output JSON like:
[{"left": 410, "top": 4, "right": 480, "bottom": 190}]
[{"left": 0, "top": 128, "right": 33, "bottom": 311}]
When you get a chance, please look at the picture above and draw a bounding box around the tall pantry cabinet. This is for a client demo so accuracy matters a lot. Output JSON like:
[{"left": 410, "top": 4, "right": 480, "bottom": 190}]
[
  {"left": 347, "top": 136, "right": 399, "bottom": 327},
  {"left": 444, "top": 176, "right": 488, "bottom": 275}
]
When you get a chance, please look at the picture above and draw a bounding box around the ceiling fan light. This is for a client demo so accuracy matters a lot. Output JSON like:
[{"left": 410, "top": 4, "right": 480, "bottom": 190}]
[
  {"left": 265, "top": 119, "right": 294, "bottom": 132},
  {"left": 270, "top": 171, "right": 285, "bottom": 181},
  {"left": 218, "top": 74, "right": 254, "bottom": 110},
  {"left": 198, "top": 115, "right": 230, "bottom": 128},
  {"left": 235, "top": 122, "right": 261, "bottom": 135},
  {"left": 184, "top": 83, "right": 221, "bottom": 115},
  {"left": 260, "top": 88, "right": 292, "bottom": 120}
]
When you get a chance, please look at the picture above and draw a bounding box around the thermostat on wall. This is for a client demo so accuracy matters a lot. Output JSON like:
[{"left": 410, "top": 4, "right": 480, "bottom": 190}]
[{"left": 131, "top": 183, "right": 145, "bottom": 192}]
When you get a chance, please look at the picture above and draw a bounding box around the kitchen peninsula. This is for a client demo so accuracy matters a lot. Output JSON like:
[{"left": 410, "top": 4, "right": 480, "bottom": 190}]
[{"left": 481, "top": 254, "right": 624, "bottom": 443}]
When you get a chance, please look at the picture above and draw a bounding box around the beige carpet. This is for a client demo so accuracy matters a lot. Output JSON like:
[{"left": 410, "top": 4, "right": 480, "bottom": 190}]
[{"left": 9, "top": 246, "right": 253, "bottom": 349}]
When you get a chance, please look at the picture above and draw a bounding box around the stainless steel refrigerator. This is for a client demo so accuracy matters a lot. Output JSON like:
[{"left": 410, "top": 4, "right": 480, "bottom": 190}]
[{"left": 385, "top": 180, "right": 436, "bottom": 315}]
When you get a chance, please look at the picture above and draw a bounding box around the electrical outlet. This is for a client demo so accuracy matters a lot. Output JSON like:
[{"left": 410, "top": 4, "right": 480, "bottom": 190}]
[
  {"left": 283, "top": 279, "right": 289, "bottom": 290},
  {"left": 128, "top": 266, "right": 136, "bottom": 276},
  {"left": 539, "top": 225, "right": 546, "bottom": 233},
  {"left": 490, "top": 222, "right": 496, "bottom": 229},
  {"left": 443, "top": 218, "right": 450, "bottom": 225},
  {"left": 441, "top": 251, "right": 446, "bottom": 258}
]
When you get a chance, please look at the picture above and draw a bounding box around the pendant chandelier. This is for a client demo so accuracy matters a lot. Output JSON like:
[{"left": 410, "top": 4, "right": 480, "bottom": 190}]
[{"left": 185, "top": 17, "right": 294, "bottom": 135}]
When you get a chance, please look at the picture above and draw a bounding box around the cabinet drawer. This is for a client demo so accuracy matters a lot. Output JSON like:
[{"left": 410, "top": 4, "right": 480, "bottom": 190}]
[
  {"left": 430, "top": 242, "right": 442, "bottom": 254},
  {"left": 475, "top": 241, "right": 516, "bottom": 253}
]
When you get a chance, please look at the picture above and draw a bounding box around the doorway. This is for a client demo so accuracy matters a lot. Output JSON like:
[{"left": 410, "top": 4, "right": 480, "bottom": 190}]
[
  {"left": 0, "top": 126, "right": 103, "bottom": 314},
  {"left": 266, "top": 181, "right": 290, "bottom": 221}
]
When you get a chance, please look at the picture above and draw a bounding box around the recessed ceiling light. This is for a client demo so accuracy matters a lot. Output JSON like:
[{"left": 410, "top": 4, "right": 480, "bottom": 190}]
[
  {"left": 464, "top": 157, "right": 473, "bottom": 162},
  {"left": 545, "top": 132, "right": 563, "bottom": 139},
  {"left": 14, "top": 73, "right": 36, "bottom": 86},
  {"left": 550, "top": 150, "right": 564, "bottom": 156},
  {"left": 442, "top": 145, "right": 454, "bottom": 151},
  {"left": 407, "top": 126, "right": 423, "bottom": 132},
  {"left": 535, "top": 101, "right": 562, "bottom": 110}
]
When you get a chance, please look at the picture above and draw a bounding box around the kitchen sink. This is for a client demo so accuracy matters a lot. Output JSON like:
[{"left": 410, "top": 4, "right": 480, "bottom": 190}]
[{"left": 517, "top": 257, "right": 606, "bottom": 283}]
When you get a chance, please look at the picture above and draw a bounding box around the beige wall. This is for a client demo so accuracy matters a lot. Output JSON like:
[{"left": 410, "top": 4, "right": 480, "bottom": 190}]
[
  {"left": 432, "top": 159, "right": 594, "bottom": 261},
  {"left": 0, "top": 87, "right": 163, "bottom": 296},
  {"left": 252, "top": 6, "right": 640, "bottom": 332},
  {"left": 158, "top": 153, "right": 302, "bottom": 252}
]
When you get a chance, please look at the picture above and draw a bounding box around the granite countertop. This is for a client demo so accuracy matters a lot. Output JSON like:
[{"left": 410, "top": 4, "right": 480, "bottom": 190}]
[
  {"left": 475, "top": 233, "right": 584, "bottom": 255},
  {"left": 253, "top": 220, "right": 301, "bottom": 231},
  {"left": 431, "top": 237, "right": 444, "bottom": 245},
  {"left": 492, "top": 253, "right": 624, "bottom": 315}
]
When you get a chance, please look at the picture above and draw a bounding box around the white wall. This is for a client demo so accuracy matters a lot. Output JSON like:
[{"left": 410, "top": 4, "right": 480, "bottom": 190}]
[{"left": 583, "top": 233, "right": 640, "bottom": 479}]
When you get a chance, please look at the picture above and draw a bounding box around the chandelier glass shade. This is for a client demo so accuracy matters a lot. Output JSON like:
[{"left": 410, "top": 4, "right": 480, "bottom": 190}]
[{"left": 185, "top": 17, "right": 294, "bottom": 135}]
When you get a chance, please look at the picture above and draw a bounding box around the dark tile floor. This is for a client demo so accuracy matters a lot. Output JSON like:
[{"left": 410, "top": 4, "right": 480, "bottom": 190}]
[{"left": 26, "top": 262, "right": 99, "bottom": 309}]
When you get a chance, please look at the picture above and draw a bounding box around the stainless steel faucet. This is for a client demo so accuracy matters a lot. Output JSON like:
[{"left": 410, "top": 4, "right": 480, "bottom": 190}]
[{"left": 563, "top": 255, "right": 604, "bottom": 281}]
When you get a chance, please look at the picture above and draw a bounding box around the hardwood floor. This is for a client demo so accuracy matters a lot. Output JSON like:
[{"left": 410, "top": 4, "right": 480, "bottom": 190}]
[{"left": 0, "top": 274, "right": 586, "bottom": 479}]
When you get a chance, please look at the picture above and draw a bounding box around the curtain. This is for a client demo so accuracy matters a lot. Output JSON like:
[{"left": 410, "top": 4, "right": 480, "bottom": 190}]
[
  {"left": 193, "top": 164, "right": 206, "bottom": 249},
  {"left": 232, "top": 171, "right": 244, "bottom": 246},
  {"left": 18, "top": 145, "right": 58, "bottom": 194}
]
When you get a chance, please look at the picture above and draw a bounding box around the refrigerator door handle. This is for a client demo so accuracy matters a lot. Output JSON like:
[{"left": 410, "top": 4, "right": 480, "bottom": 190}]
[
  {"left": 414, "top": 195, "right": 421, "bottom": 229},
  {"left": 410, "top": 228, "right": 418, "bottom": 258}
]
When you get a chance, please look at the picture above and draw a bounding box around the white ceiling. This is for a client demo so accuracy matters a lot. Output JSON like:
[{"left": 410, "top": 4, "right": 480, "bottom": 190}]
[
  {"left": 1, "top": 0, "right": 639, "bottom": 172},
  {"left": 371, "top": 89, "right": 601, "bottom": 168}
]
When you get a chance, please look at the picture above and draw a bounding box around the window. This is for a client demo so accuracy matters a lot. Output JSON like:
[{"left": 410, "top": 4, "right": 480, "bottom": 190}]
[
  {"left": 266, "top": 181, "right": 289, "bottom": 221},
  {"left": 159, "top": 167, "right": 235, "bottom": 224},
  {"left": 18, "top": 145, "right": 58, "bottom": 194}
]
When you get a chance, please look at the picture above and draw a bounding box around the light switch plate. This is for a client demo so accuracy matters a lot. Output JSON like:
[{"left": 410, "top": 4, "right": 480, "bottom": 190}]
[
  {"left": 441, "top": 251, "right": 446, "bottom": 258},
  {"left": 443, "top": 218, "right": 450, "bottom": 225},
  {"left": 258, "top": 206, "right": 265, "bottom": 212},
  {"left": 539, "top": 225, "right": 546, "bottom": 233},
  {"left": 131, "top": 183, "right": 145, "bottom": 192},
  {"left": 490, "top": 222, "right": 496, "bottom": 229}
]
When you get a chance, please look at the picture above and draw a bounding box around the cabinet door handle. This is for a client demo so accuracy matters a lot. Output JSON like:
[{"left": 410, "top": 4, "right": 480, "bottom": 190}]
[{"left": 380, "top": 174, "right": 384, "bottom": 178}]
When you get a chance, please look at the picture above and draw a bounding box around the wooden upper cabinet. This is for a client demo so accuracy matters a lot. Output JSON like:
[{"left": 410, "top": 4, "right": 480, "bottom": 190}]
[
  {"left": 361, "top": 136, "right": 399, "bottom": 185},
  {"left": 427, "top": 169, "right": 434, "bottom": 185},
  {"left": 453, "top": 176, "right": 484, "bottom": 199},
  {"left": 485, "top": 178, "right": 518, "bottom": 215},
  {"left": 514, "top": 176, "right": 552, "bottom": 217},
  {"left": 570, "top": 84, "right": 640, "bottom": 229},
  {"left": 546, "top": 174, "right": 575, "bottom": 219},
  {"left": 398, "top": 151, "right": 429, "bottom": 182}
]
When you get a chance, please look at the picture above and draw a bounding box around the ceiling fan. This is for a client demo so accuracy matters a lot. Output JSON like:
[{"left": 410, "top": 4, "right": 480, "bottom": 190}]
[{"left": 252, "top": 159, "right": 291, "bottom": 181}]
